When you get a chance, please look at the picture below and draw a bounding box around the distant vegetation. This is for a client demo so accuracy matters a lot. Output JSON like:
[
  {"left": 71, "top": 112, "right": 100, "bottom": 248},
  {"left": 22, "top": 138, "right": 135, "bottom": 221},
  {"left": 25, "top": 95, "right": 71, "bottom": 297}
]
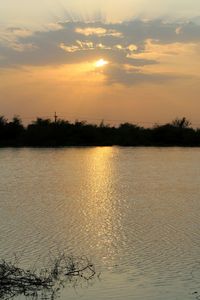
[{"left": 0, "top": 116, "right": 200, "bottom": 147}]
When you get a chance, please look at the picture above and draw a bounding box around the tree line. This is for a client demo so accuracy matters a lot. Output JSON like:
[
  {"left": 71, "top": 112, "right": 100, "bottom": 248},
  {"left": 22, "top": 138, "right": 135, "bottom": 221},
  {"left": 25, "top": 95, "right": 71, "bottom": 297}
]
[{"left": 0, "top": 116, "right": 200, "bottom": 147}]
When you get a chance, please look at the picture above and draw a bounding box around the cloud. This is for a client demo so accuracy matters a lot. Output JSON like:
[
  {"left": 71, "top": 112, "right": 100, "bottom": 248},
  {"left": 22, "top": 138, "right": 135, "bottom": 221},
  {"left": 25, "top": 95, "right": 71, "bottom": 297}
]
[
  {"left": 0, "top": 27, "right": 35, "bottom": 52},
  {"left": 175, "top": 26, "right": 182, "bottom": 35},
  {"left": 75, "top": 27, "right": 122, "bottom": 37},
  {"left": 128, "top": 39, "right": 198, "bottom": 60},
  {"left": 101, "top": 63, "right": 176, "bottom": 86},
  {"left": 0, "top": 18, "right": 199, "bottom": 85},
  {"left": 44, "top": 23, "right": 64, "bottom": 31},
  {"left": 60, "top": 43, "right": 80, "bottom": 53}
]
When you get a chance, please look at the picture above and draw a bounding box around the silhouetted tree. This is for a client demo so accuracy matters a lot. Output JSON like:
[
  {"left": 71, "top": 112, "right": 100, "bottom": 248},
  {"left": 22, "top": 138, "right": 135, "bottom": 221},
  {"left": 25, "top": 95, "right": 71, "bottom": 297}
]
[
  {"left": 172, "top": 117, "right": 191, "bottom": 128},
  {"left": 0, "top": 115, "right": 199, "bottom": 147}
]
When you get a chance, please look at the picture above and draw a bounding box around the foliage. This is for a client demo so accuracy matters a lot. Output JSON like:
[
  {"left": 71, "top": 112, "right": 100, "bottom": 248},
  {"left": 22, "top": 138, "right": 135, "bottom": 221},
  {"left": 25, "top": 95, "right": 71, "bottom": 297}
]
[
  {"left": 171, "top": 117, "right": 191, "bottom": 128},
  {"left": 0, "top": 116, "right": 199, "bottom": 146}
]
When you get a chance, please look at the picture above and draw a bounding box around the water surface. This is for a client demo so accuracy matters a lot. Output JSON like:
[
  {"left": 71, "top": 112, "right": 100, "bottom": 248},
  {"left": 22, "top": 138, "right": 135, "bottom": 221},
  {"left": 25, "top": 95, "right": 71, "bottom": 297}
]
[{"left": 0, "top": 147, "right": 200, "bottom": 299}]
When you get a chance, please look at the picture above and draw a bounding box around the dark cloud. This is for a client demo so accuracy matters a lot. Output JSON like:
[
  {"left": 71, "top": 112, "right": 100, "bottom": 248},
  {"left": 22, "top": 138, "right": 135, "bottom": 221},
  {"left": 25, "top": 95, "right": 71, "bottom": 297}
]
[
  {"left": 0, "top": 18, "right": 199, "bottom": 85},
  {"left": 102, "top": 64, "right": 176, "bottom": 86}
]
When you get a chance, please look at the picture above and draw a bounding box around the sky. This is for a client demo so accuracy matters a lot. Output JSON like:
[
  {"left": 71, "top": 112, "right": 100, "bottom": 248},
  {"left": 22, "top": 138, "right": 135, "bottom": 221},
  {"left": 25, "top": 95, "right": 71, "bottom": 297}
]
[{"left": 0, "top": 0, "right": 200, "bottom": 126}]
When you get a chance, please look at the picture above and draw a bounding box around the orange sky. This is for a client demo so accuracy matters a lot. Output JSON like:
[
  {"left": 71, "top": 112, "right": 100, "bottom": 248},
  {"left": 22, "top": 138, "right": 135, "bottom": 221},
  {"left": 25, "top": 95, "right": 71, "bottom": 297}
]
[{"left": 0, "top": 1, "right": 200, "bottom": 126}]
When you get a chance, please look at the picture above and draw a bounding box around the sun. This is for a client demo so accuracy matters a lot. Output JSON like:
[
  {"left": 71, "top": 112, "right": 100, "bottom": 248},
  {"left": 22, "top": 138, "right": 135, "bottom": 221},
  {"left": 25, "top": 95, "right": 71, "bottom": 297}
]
[{"left": 95, "top": 59, "right": 109, "bottom": 68}]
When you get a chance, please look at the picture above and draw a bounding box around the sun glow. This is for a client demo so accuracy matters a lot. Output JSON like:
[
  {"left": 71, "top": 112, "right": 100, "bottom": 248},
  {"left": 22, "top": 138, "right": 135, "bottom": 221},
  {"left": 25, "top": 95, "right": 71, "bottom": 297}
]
[{"left": 95, "top": 59, "right": 109, "bottom": 68}]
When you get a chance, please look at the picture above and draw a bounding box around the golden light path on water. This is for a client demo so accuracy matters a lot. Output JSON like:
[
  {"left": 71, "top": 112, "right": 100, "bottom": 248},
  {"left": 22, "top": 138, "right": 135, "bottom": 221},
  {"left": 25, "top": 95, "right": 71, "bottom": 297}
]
[{"left": 79, "top": 147, "right": 124, "bottom": 265}]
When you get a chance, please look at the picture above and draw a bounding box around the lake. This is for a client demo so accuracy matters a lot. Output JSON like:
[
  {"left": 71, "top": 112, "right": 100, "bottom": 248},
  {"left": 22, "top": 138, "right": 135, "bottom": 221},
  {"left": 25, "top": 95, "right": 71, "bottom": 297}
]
[{"left": 0, "top": 147, "right": 200, "bottom": 300}]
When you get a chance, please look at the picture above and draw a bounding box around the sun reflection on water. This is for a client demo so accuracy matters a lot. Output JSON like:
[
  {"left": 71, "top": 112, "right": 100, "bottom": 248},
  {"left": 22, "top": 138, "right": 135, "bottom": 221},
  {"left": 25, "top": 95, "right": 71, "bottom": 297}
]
[{"left": 80, "top": 147, "right": 123, "bottom": 264}]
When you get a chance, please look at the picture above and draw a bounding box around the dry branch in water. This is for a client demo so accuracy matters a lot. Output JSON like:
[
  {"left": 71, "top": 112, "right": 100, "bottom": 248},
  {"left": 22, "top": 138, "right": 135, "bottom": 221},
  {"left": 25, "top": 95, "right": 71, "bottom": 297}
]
[{"left": 0, "top": 254, "right": 96, "bottom": 300}]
